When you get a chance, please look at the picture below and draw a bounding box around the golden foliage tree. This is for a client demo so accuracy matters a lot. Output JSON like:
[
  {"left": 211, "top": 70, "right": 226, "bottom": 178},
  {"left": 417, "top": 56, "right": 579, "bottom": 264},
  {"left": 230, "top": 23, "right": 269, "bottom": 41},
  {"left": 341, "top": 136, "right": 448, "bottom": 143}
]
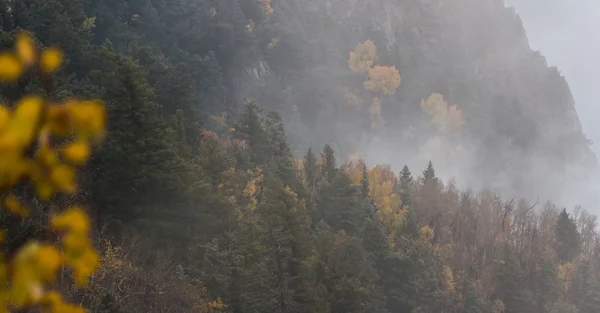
[
  {"left": 348, "top": 40, "right": 377, "bottom": 74},
  {"left": 260, "top": 0, "right": 274, "bottom": 15},
  {"left": 364, "top": 65, "right": 401, "bottom": 95},
  {"left": 420, "top": 92, "right": 464, "bottom": 132},
  {"left": 0, "top": 32, "right": 104, "bottom": 313}
]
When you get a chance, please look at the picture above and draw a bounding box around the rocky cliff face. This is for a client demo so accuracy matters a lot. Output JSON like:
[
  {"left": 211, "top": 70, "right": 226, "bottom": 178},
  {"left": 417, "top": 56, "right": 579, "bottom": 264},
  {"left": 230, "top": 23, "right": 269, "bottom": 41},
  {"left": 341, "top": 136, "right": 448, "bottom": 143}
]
[{"left": 237, "top": 0, "right": 598, "bottom": 207}]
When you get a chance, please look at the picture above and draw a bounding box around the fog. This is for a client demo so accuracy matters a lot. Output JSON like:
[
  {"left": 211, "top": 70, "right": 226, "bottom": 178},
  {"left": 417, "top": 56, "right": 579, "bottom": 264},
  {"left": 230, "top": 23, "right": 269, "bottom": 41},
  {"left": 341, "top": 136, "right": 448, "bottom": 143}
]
[
  {"left": 501, "top": 0, "right": 600, "bottom": 211},
  {"left": 505, "top": 0, "right": 600, "bottom": 156},
  {"left": 352, "top": 1, "right": 600, "bottom": 211}
]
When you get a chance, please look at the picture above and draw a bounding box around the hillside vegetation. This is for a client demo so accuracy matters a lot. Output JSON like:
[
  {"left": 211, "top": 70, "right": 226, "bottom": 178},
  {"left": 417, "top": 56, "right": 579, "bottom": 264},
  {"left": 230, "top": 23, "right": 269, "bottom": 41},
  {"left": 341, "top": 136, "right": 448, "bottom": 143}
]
[{"left": 0, "top": 0, "right": 599, "bottom": 312}]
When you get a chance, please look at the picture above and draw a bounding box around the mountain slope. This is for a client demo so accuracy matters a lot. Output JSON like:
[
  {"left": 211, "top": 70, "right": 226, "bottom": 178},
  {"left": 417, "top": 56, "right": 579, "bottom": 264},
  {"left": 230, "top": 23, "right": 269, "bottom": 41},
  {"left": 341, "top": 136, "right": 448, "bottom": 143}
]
[{"left": 234, "top": 0, "right": 598, "bottom": 207}]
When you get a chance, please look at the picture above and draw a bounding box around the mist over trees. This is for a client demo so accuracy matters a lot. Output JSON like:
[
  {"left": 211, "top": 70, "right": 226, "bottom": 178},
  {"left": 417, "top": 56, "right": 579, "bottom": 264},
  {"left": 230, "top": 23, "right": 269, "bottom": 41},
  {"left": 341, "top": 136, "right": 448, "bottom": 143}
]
[{"left": 1, "top": 0, "right": 599, "bottom": 312}]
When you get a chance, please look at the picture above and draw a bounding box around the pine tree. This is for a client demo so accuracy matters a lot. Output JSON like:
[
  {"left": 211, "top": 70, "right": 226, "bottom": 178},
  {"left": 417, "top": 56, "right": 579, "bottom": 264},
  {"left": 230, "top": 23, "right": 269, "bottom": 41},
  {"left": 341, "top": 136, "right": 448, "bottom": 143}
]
[
  {"left": 321, "top": 144, "right": 337, "bottom": 183},
  {"left": 82, "top": 50, "right": 192, "bottom": 250},
  {"left": 398, "top": 165, "right": 419, "bottom": 238},
  {"left": 304, "top": 147, "right": 318, "bottom": 190},
  {"left": 422, "top": 161, "right": 436, "bottom": 184},
  {"left": 361, "top": 162, "right": 370, "bottom": 199},
  {"left": 493, "top": 257, "right": 535, "bottom": 313},
  {"left": 460, "top": 280, "right": 485, "bottom": 313},
  {"left": 555, "top": 208, "right": 581, "bottom": 263},
  {"left": 398, "top": 165, "right": 413, "bottom": 206},
  {"left": 234, "top": 100, "right": 270, "bottom": 165},
  {"left": 535, "top": 260, "right": 559, "bottom": 313},
  {"left": 315, "top": 173, "right": 363, "bottom": 234},
  {"left": 311, "top": 227, "right": 388, "bottom": 313}
]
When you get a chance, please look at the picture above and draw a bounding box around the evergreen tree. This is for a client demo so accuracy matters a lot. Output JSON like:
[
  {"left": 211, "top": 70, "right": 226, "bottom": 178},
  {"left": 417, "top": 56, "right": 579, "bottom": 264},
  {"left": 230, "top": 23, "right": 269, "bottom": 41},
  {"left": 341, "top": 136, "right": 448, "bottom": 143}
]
[
  {"left": 82, "top": 49, "right": 192, "bottom": 249},
  {"left": 398, "top": 165, "right": 413, "bottom": 206},
  {"left": 535, "top": 259, "right": 559, "bottom": 313},
  {"left": 303, "top": 147, "right": 318, "bottom": 190},
  {"left": 422, "top": 161, "right": 436, "bottom": 184},
  {"left": 460, "top": 280, "right": 485, "bottom": 313},
  {"left": 311, "top": 226, "right": 388, "bottom": 313},
  {"left": 571, "top": 261, "right": 600, "bottom": 313},
  {"left": 398, "top": 165, "right": 419, "bottom": 238},
  {"left": 315, "top": 172, "right": 363, "bottom": 234},
  {"left": 234, "top": 100, "right": 270, "bottom": 166},
  {"left": 321, "top": 144, "right": 337, "bottom": 183},
  {"left": 493, "top": 257, "right": 535, "bottom": 313},
  {"left": 361, "top": 162, "right": 370, "bottom": 199},
  {"left": 555, "top": 208, "right": 581, "bottom": 263}
]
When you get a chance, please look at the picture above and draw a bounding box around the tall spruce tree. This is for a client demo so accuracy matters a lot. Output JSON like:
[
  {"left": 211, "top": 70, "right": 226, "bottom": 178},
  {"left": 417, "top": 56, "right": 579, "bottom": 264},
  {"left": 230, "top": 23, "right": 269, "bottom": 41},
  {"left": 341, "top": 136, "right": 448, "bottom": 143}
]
[{"left": 555, "top": 208, "right": 581, "bottom": 263}]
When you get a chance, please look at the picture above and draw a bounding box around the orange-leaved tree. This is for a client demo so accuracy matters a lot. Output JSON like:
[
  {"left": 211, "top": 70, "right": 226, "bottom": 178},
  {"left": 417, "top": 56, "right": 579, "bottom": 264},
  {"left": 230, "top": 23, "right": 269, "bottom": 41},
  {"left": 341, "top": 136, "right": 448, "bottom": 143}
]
[{"left": 0, "top": 32, "right": 105, "bottom": 313}]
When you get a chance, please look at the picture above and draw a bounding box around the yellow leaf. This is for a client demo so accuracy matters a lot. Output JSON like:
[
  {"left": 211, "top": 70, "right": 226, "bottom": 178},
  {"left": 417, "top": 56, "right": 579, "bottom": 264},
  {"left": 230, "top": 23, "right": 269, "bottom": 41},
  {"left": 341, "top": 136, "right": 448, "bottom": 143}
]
[
  {"left": 73, "top": 249, "right": 99, "bottom": 286},
  {"left": 35, "top": 180, "right": 54, "bottom": 201},
  {"left": 0, "top": 105, "right": 10, "bottom": 130},
  {"left": 62, "top": 232, "right": 88, "bottom": 253},
  {"left": 47, "top": 102, "right": 74, "bottom": 136},
  {"left": 36, "top": 245, "right": 62, "bottom": 282},
  {"left": 16, "top": 33, "right": 36, "bottom": 66},
  {"left": 51, "top": 206, "right": 90, "bottom": 233},
  {"left": 68, "top": 100, "right": 106, "bottom": 140},
  {"left": 49, "top": 164, "right": 76, "bottom": 193},
  {"left": 36, "top": 145, "right": 59, "bottom": 166},
  {"left": 5, "top": 194, "right": 29, "bottom": 217},
  {"left": 61, "top": 140, "right": 90, "bottom": 165},
  {"left": 12, "top": 96, "right": 43, "bottom": 145},
  {"left": 0, "top": 52, "right": 23, "bottom": 80},
  {"left": 40, "top": 48, "right": 63, "bottom": 73},
  {"left": 41, "top": 291, "right": 62, "bottom": 307}
]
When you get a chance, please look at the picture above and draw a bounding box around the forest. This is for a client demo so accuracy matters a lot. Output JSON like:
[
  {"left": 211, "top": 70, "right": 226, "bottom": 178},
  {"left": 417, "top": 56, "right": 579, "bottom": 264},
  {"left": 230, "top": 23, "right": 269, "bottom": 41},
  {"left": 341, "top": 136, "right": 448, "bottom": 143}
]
[{"left": 0, "top": 0, "right": 599, "bottom": 313}]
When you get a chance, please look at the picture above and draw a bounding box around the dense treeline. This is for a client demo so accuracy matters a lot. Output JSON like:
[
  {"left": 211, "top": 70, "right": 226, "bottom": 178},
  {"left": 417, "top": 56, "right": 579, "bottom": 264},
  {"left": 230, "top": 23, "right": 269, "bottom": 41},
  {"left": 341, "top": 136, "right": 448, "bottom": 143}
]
[{"left": 1, "top": 0, "right": 600, "bottom": 313}]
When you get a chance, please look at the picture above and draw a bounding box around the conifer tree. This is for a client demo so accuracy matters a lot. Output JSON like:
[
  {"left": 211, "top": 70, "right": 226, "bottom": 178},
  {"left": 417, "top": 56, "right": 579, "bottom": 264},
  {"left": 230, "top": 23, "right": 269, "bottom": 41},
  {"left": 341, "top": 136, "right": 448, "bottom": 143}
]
[
  {"left": 321, "top": 144, "right": 337, "bottom": 183},
  {"left": 555, "top": 208, "right": 581, "bottom": 263},
  {"left": 422, "top": 161, "right": 436, "bottom": 183},
  {"left": 361, "top": 162, "right": 370, "bottom": 199},
  {"left": 304, "top": 147, "right": 318, "bottom": 190},
  {"left": 398, "top": 165, "right": 413, "bottom": 206}
]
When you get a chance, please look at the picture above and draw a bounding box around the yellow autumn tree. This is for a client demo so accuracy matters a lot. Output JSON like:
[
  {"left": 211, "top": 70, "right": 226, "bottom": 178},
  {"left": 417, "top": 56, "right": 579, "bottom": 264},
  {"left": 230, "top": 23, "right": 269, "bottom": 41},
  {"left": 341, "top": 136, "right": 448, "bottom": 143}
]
[
  {"left": 0, "top": 32, "right": 104, "bottom": 313},
  {"left": 348, "top": 40, "right": 377, "bottom": 74},
  {"left": 364, "top": 65, "right": 401, "bottom": 95},
  {"left": 420, "top": 92, "right": 464, "bottom": 133},
  {"left": 260, "top": 0, "right": 274, "bottom": 15}
]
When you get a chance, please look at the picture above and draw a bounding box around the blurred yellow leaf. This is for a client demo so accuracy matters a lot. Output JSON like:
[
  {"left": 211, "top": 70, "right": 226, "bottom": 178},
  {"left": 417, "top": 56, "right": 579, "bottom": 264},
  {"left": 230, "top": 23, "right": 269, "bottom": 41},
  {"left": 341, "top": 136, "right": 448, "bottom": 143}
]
[
  {"left": 69, "top": 100, "right": 106, "bottom": 140},
  {"left": 47, "top": 103, "right": 73, "bottom": 136},
  {"left": 0, "top": 105, "right": 9, "bottom": 130},
  {"left": 5, "top": 194, "right": 29, "bottom": 218},
  {"left": 16, "top": 33, "right": 36, "bottom": 66},
  {"left": 61, "top": 140, "right": 90, "bottom": 165},
  {"left": 73, "top": 249, "right": 99, "bottom": 286},
  {"left": 35, "top": 245, "right": 62, "bottom": 282},
  {"left": 40, "top": 48, "right": 63, "bottom": 73},
  {"left": 35, "top": 180, "right": 55, "bottom": 201},
  {"left": 51, "top": 206, "right": 90, "bottom": 233},
  {"left": 0, "top": 53, "right": 23, "bottom": 80},
  {"left": 49, "top": 164, "right": 76, "bottom": 193},
  {"left": 13, "top": 96, "right": 43, "bottom": 145}
]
